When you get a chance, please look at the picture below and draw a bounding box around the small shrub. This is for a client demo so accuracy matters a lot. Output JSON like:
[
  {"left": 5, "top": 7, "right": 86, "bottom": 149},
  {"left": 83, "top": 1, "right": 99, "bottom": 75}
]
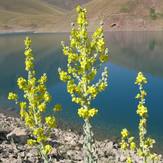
[
  {"left": 150, "top": 8, "right": 157, "bottom": 20},
  {"left": 8, "top": 37, "right": 62, "bottom": 163},
  {"left": 120, "top": 72, "right": 161, "bottom": 163},
  {"left": 59, "top": 5, "right": 109, "bottom": 162},
  {"left": 120, "top": 5, "right": 130, "bottom": 13}
]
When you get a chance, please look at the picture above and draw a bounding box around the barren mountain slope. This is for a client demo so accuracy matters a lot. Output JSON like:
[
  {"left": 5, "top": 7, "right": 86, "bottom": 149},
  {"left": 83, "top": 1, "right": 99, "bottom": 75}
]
[{"left": 0, "top": 0, "right": 163, "bottom": 32}]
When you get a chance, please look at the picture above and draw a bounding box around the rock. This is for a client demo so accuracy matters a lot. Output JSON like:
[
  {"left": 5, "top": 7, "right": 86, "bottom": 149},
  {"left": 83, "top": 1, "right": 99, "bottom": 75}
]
[
  {"left": 7, "top": 127, "right": 28, "bottom": 144},
  {"left": 67, "top": 150, "right": 83, "bottom": 161},
  {"left": 0, "top": 113, "right": 163, "bottom": 163},
  {"left": 105, "top": 141, "right": 114, "bottom": 152},
  {"left": 19, "top": 151, "right": 25, "bottom": 158},
  {"left": 28, "top": 148, "right": 38, "bottom": 157},
  {"left": 50, "top": 147, "right": 58, "bottom": 156},
  {"left": 0, "top": 129, "right": 9, "bottom": 142},
  {"left": 120, "top": 154, "right": 126, "bottom": 162}
]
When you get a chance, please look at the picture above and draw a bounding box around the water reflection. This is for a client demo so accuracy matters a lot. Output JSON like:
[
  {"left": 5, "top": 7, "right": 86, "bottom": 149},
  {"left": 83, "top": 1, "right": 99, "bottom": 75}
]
[
  {"left": 106, "top": 32, "right": 163, "bottom": 77},
  {"left": 0, "top": 32, "right": 163, "bottom": 93},
  {"left": 0, "top": 32, "right": 163, "bottom": 152}
]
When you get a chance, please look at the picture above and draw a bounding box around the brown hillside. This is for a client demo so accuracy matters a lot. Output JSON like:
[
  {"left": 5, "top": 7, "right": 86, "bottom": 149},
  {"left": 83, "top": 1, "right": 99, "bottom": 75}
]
[
  {"left": 41, "top": 0, "right": 90, "bottom": 10},
  {"left": 0, "top": 0, "right": 163, "bottom": 32}
]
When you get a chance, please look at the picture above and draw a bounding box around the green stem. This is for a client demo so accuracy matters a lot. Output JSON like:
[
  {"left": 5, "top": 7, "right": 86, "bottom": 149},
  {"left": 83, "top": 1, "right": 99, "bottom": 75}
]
[
  {"left": 38, "top": 145, "right": 50, "bottom": 163},
  {"left": 83, "top": 118, "right": 97, "bottom": 163}
]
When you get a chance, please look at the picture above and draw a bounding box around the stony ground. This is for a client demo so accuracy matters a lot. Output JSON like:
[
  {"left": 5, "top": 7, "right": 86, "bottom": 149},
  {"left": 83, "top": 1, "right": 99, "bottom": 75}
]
[{"left": 0, "top": 113, "right": 162, "bottom": 163}]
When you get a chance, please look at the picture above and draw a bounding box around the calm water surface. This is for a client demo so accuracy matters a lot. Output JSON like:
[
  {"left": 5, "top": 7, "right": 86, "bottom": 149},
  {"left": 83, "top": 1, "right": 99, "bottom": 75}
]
[{"left": 0, "top": 32, "right": 163, "bottom": 152}]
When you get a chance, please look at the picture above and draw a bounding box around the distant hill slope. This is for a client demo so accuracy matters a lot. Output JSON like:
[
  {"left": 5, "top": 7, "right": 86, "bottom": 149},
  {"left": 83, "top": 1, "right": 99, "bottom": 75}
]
[
  {"left": 0, "top": 0, "right": 66, "bottom": 32},
  {"left": 0, "top": 0, "right": 163, "bottom": 32},
  {"left": 0, "top": 0, "right": 64, "bottom": 14},
  {"left": 42, "top": 0, "right": 90, "bottom": 10},
  {"left": 83, "top": 0, "right": 163, "bottom": 31}
]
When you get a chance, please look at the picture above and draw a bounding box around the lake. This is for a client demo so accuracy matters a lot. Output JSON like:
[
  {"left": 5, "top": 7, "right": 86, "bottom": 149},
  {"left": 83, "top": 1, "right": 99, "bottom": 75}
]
[{"left": 0, "top": 32, "right": 163, "bottom": 153}]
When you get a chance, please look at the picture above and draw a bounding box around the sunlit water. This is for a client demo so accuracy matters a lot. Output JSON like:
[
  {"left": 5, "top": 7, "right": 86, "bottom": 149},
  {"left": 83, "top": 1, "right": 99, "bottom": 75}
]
[{"left": 0, "top": 32, "right": 163, "bottom": 153}]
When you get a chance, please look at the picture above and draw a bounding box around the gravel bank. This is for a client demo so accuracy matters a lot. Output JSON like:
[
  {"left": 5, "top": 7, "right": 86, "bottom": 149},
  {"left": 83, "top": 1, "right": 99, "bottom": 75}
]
[{"left": 0, "top": 113, "right": 162, "bottom": 163}]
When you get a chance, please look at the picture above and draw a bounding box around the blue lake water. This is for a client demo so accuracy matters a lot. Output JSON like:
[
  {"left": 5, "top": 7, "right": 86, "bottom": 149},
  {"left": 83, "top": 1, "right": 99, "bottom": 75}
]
[{"left": 0, "top": 32, "right": 163, "bottom": 153}]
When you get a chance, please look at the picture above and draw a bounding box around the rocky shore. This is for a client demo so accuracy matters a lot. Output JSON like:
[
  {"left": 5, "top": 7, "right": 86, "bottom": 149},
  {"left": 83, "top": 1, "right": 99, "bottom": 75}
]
[{"left": 0, "top": 113, "right": 162, "bottom": 163}]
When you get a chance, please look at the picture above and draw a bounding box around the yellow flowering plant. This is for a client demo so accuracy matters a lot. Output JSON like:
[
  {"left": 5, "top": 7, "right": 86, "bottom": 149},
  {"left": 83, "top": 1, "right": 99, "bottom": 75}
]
[
  {"left": 120, "top": 128, "right": 136, "bottom": 163},
  {"left": 120, "top": 72, "right": 160, "bottom": 163},
  {"left": 8, "top": 37, "right": 61, "bottom": 163},
  {"left": 59, "top": 5, "right": 109, "bottom": 163}
]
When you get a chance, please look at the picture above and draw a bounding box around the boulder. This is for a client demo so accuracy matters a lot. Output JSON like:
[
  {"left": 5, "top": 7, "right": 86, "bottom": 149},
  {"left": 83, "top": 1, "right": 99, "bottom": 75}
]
[{"left": 7, "top": 127, "right": 28, "bottom": 144}]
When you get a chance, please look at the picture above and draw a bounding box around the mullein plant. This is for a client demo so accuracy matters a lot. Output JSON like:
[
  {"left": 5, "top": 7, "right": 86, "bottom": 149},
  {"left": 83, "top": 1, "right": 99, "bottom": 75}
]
[
  {"left": 58, "top": 5, "right": 109, "bottom": 163},
  {"left": 8, "top": 37, "right": 62, "bottom": 163},
  {"left": 120, "top": 72, "right": 160, "bottom": 163}
]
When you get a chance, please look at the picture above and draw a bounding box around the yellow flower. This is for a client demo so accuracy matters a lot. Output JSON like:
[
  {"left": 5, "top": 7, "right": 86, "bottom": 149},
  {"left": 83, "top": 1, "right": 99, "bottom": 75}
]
[
  {"left": 139, "top": 118, "right": 146, "bottom": 127},
  {"left": 43, "top": 145, "right": 52, "bottom": 155},
  {"left": 37, "top": 135, "right": 47, "bottom": 143},
  {"left": 137, "top": 148, "right": 143, "bottom": 157},
  {"left": 33, "top": 128, "right": 44, "bottom": 136},
  {"left": 149, "top": 153, "right": 160, "bottom": 161},
  {"left": 8, "top": 92, "right": 18, "bottom": 101},
  {"left": 140, "top": 90, "right": 147, "bottom": 98},
  {"left": 67, "top": 81, "right": 76, "bottom": 94},
  {"left": 68, "top": 66, "right": 76, "bottom": 74},
  {"left": 126, "top": 157, "right": 133, "bottom": 163},
  {"left": 135, "top": 72, "right": 147, "bottom": 85},
  {"left": 70, "top": 38, "right": 76, "bottom": 47},
  {"left": 137, "top": 104, "right": 148, "bottom": 117},
  {"left": 72, "top": 97, "right": 82, "bottom": 104},
  {"left": 99, "top": 55, "right": 109, "bottom": 62},
  {"left": 68, "top": 53, "right": 78, "bottom": 63},
  {"left": 59, "top": 70, "right": 70, "bottom": 82},
  {"left": 120, "top": 141, "right": 128, "bottom": 150},
  {"left": 135, "top": 93, "right": 141, "bottom": 99},
  {"left": 38, "top": 103, "right": 46, "bottom": 112},
  {"left": 128, "top": 136, "right": 134, "bottom": 143},
  {"left": 39, "top": 73, "right": 47, "bottom": 84},
  {"left": 130, "top": 142, "right": 136, "bottom": 150},
  {"left": 62, "top": 46, "right": 69, "bottom": 56},
  {"left": 78, "top": 108, "right": 98, "bottom": 119},
  {"left": 78, "top": 108, "right": 89, "bottom": 119},
  {"left": 19, "top": 102, "right": 27, "bottom": 109},
  {"left": 87, "top": 86, "right": 97, "bottom": 97},
  {"left": 45, "top": 116, "right": 56, "bottom": 128},
  {"left": 24, "top": 37, "right": 32, "bottom": 48},
  {"left": 54, "top": 104, "right": 62, "bottom": 112},
  {"left": 98, "top": 82, "right": 107, "bottom": 92},
  {"left": 76, "top": 5, "right": 81, "bottom": 13},
  {"left": 136, "top": 90, "right": 147, "bottom": 99},
  {"left": 121, "top": 128, "right": 129, "bottom": 138},
  {"left": 44, "top": 92, "right": 51, "bottom": 102},
  {"left": 17, "top": 77, "right": 27, "bottom": 89},
  {"left": 27, "top": 139, "right": 36, "bottom": 146},
  {"left": 146, "top": 137, "right": 155, "bottom": 147},
  {"left": 97, "top": 39, "right": 105, "bottom": 52},
  {"left": 88, "top": 108, "right": 98, "bottom": 118},
  {"left": 25, "top": 59, "right": 33, "bottom": 71},
  {"left": 25, "top": 115, "right": 34, "bottom": 127},
  {"left": 24, "top": 48, "right": 32, "bottom": 57},
  {"left": 28, "top": 77, "right": 36, "bottom": 87}
]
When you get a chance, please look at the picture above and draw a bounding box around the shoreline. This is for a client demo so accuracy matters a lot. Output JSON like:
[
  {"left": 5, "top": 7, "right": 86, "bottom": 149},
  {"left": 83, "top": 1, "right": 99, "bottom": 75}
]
[
  {"left": 0, "top": 112, "right": 162, "bottom": 162},
  {"left": 1, "top": 29, "right": 163, "bottom": 35}
]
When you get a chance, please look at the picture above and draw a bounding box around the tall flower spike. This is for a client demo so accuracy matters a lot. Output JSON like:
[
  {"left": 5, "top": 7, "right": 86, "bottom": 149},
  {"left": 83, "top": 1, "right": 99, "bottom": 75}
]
[
  {"left": 59, "top": 5, "right": 109, "bottom": 163},
  {"left": 8, "top": 37, "right": 61, "bottom": 163},
  {"left": 135, "top": 72, "right": 159, "bottom": 162},
  {"left": 120, "top": 72, "right": 160, "bottom": 163}
]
